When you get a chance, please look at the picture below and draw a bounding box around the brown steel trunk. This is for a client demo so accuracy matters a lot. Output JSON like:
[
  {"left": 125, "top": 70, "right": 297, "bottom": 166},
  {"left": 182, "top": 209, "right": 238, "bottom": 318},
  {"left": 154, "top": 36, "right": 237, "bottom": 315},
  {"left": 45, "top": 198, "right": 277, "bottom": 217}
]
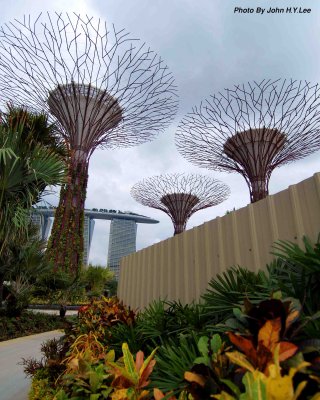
[{"left": 46, "top": 156, "right": 88, "bottom": 275}]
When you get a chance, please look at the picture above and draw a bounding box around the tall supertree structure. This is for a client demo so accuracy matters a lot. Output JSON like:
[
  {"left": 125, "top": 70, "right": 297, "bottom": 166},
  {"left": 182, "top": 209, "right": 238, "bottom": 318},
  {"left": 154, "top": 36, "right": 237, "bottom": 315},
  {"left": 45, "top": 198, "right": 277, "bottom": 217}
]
[
  {"left": 176, "top": 79, "right": 320, "bottom": 203},
  {"left": 0, "top": 13, "right": 178, "bottom": 274},
  {"left": 131, "top": 173, "right": 230, "bottom": 235}
]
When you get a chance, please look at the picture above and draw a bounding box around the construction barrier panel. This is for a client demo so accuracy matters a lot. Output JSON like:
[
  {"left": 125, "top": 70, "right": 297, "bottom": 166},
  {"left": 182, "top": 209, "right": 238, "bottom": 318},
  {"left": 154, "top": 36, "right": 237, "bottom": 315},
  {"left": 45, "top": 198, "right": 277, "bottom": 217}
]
[{"left": 118, "top": 172, "right": 320, "bottom": 310}]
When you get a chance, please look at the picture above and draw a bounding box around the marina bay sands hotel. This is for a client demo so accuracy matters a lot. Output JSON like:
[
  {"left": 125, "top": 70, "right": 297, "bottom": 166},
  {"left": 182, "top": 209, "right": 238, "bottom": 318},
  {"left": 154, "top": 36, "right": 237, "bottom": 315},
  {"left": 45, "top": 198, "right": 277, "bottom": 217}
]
[{"left": 31, "top": 207, "right": 158, "bottom": 279}]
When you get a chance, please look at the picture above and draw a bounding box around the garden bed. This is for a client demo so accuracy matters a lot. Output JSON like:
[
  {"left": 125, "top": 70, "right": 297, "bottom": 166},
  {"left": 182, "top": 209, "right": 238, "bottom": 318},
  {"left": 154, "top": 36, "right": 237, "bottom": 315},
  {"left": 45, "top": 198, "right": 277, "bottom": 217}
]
[{"left": 0, "top": 310, "right": 74, "bottom": 341}]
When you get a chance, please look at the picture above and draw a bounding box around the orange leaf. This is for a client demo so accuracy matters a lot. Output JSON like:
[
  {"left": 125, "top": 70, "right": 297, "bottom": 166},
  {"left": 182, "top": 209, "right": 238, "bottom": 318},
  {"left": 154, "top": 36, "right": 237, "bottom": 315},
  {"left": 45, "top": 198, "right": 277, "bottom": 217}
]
[
  {"left": 154, "top": 388, "right": 165, "bottom": 400},
  {"left": 285, "top": 309, "right": 300, "bottom": 330},
  {"left": 153, "top": 388, "right": 177, "bottom": 400},
  {"left": 139, "top": 359, "right": 156, "bottom": 388},
  {"left": 279, "top": 341, "right": 298, "bottom": 362},
  {"left": 228, "top": 332, "right": 257, "bottom": 363},
  {"left": 184, "top": 371, "right": 206, "bottom": 387},
  {"left": 258, "top": 318, "right": 281, "bottom": 351},
  {"left": 135, "top": 350, "right": 144, "bottom": 372}
]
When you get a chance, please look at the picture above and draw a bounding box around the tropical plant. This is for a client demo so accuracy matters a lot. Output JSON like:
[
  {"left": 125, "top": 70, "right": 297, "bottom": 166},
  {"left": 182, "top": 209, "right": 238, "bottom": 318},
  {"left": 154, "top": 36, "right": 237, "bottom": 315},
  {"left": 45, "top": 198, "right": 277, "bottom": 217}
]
[
  {"left": 34, "top": 268, "right": 85, "bottom": 305},
  {"left": 201, "top": 266, "right": 277, "bottom": 323},
  {"left": 135, "top": 300, "right": 208, "bottom": 348},
  {"left": 0, "top": 107, "right": 66, "bottom": 302},
  {"left": 107, "top": 343, "right": 157, "bottom": 399},
  {"left": 2, "top": 223, "right": 51, "bottom": 316},
  {"left": 55, "top": 343, "right": 157, "bottom": 400},
  {"left": 0, "top": 107, "right": 66, "bottom": 239},
  {"left": 182, "top": 334, "right": 232, "bottom": 399},
  {"left": 214, "top": 347, "right": 317, "bottom": 400},
  {"left": 107, "top": 323, "right": 142, "bottom": 357},
  {"left": 81, "top": 264, "right": 114, "bottom": 296},
  {"left": 76, "top": 297, "right": 136, "bottom": 342},
  {"left": 150, "top": 334, "right": 200, "bottom": 395},
  {"left": 29, "top": 369, "right": 57, "bottom": 400},
  {"left": 269, "top": 235, "right": 320, "bottom": 337},
  {"left": 105, "top": 278, "right": 118, "bottom": 297}
]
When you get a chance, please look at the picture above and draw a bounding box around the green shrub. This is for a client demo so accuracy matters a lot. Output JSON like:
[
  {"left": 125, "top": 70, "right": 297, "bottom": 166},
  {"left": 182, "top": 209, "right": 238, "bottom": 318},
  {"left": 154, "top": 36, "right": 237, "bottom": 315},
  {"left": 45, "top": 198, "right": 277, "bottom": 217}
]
[
  {"left": 28, "top": 370, "right": 56, "bottom": 400},
  {"left": 0, "top": 311, "right": 67, "bottom": 341}
]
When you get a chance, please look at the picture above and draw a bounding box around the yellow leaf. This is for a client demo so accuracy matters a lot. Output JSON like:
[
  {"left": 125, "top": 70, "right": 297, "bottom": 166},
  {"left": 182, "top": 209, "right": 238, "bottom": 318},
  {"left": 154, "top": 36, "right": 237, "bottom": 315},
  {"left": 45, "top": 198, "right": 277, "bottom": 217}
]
[
  {"left": 68, "top": 357, "right": 79, "bottom": 370},
  {"left": 310, "top": 394, "right": 320, "bottom": 400},
  {"left": 110, "top": 388, "right": 128, "bottom": 400},
  {"left": 225, "top": 351, "right": 255, "bottom": 372},
  {"left": 293, "top": 381, "right": 308, "bottom": 400},
  {"left": 106, "top": 349, "right": 115, "bottom": 363},
  {"left": 267, "top": 363, "right": 281, "bottom": 379},
  {"left": 211, "top": 391, "right": 236, "bottom": 399},
  {"left": 184, "top": 371, "right": 206, "bottom": 387},
  {"left": 137, "top": 389, "right": 150, "bottom": 399},
  {"left": 258, "top": 319, "right": 281, "bottom": 351},
  {"left": 285, "top": 310, "right": 300, "bottom": 329},
  {"left": 265, "top": 375, "right": 294, "bottom": 400},
  {"left": 122, "top": 343, "right": 139, "bottom": 383}
]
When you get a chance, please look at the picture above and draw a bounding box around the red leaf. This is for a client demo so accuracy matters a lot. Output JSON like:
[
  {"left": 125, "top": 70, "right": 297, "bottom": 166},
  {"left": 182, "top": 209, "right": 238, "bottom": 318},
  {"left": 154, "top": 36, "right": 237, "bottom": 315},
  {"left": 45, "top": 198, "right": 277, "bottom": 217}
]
[
  {"left": 279, "top": 341, "right": 298, "bottom": 362},
  {"left": 228, "top": 333, "right": 257, "bottom": 358}
]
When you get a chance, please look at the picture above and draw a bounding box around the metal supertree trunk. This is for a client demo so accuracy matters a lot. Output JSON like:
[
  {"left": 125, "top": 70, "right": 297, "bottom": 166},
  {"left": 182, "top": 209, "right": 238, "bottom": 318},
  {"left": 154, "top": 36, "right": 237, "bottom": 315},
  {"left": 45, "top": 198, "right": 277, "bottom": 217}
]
[
  {"left": 131, "top": 173, "right": 230, "bottom": 235},
  {"left": 0, "top": 13, "right": 178, "bottom": 274},
  {"left": 176, "top": 79, "right": 320, "bottom": 203}
]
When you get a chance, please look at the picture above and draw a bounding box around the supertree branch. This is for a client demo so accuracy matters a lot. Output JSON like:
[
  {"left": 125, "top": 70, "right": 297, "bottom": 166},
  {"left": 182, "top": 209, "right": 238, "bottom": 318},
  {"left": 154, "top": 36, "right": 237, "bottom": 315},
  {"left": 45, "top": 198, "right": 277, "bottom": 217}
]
[
  {"left": 0, "top": 12, "right": 178, "bottom": 274},
  {"left": 0, "top": 13, "right": 178, "bottom": 152},
  {"left": 176, "top": 79, "right": 320, "bottom": 203},
  {"left": 131, "top": 173, "right": 230, "bottom": 235}
]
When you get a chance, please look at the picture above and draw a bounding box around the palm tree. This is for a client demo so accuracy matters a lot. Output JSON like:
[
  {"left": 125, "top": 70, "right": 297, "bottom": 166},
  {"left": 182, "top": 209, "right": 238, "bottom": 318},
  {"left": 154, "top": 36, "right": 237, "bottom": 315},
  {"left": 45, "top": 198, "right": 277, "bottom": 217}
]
[{"left": 0, "top": 107, "right": 66, "bottom": 302}]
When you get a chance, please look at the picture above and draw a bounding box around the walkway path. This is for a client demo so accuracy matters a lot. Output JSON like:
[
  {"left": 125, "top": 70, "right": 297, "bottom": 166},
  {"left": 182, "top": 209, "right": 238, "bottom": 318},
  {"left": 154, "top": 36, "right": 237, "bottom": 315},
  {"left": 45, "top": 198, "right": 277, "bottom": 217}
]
[{"left": 0, "top": 330, "right": 64, "bottom": 400}]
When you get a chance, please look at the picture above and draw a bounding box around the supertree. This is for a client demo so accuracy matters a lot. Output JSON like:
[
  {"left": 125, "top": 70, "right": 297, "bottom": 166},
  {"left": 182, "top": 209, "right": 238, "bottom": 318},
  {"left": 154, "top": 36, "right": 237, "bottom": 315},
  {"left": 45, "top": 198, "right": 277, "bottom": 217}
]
[
  {"left": 176, "top": 79, "right": 320, "bottom": 203},
  {"left": 0, "top": 13, "right": 178, "bottom": 274},
  {"left": 131, "top": 173, "right": 230, "bottom": 235}
]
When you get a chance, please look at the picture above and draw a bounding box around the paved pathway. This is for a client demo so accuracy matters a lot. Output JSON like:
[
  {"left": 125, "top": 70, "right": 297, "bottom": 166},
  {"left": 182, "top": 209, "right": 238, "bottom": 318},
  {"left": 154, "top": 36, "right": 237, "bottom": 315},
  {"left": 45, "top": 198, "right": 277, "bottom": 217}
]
[{"left": 0, "top": 330, "right": 64, "bottom": 400}]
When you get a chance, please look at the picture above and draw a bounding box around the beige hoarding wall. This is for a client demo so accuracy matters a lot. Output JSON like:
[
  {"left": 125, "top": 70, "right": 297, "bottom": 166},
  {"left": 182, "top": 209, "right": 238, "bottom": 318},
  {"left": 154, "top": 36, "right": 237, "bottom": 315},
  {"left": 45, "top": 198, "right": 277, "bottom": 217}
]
[{"left": 118, "top": 172, "right": 320, "bottom": 310}]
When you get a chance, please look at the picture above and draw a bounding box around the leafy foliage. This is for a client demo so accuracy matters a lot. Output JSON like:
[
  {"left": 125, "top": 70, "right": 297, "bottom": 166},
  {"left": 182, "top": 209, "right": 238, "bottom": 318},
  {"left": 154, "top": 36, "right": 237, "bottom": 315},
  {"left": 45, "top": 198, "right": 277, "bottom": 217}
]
[
  {"left": 214, "top": 348, "right": 312, "bottom": 400},
  {"left": 55, "top": 343, "right": 157, "bottom": 400},
  {"left": 80, "top": 265, "right": 114, "bottom": 297},
  {"left": 150, "top": 334, "right": 200, "bottom": 394},
  {"left": 76, "top": 297, "right": 136, "bottom": 343},
  {"left": 201, "top": 266, "right": 276, "bottom": 322},
  {"left": 26, "top": 234, "right": 320, "bottom": 399},
  {"left": 269, "top": 235, "right": 320, "bottom": 337},
  {"left": 0, "top": 106, "right": 65, "bottom": 242},
  {"left": 0, "top": 311, "right": 67, "bottom": 341}
]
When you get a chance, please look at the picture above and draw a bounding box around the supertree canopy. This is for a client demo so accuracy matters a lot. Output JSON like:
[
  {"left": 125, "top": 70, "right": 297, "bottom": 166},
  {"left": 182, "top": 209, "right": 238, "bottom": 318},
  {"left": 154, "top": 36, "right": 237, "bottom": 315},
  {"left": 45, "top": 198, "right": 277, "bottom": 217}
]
[
  {"left": 176, "top": 79, "right": 320, "bottom": 203},
  {"left": 131, "top": 173, "right": 230, "bottom": 235},
  {"left": 0, "top": 13, "right": 178, "bottom": 274}
]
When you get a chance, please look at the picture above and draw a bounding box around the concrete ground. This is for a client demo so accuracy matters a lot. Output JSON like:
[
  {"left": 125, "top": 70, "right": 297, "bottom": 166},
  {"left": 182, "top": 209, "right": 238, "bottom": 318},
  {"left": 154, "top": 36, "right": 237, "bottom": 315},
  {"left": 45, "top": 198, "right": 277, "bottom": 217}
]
[
  {"left": 28, "top": 308, "right": 79, "bottom": 316},
  {"left": 0, "top": 330, "right": 64, "bottom": 400}
]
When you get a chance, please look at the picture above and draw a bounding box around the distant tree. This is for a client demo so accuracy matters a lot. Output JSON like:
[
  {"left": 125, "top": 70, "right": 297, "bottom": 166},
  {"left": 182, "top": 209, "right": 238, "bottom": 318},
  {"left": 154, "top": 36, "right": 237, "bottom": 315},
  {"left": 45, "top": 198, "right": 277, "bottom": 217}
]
[
  {"left": 104, "top": 279, "right": 118, "bottom": 297},
  {"left": 81, "top": 265, "right": 114, "bottom": 296}
]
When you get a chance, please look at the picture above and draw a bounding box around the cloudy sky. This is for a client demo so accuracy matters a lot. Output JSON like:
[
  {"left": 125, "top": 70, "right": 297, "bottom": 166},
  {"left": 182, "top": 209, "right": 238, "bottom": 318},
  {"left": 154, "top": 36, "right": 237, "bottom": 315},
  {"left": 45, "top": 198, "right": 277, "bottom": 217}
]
[{"left": 1, "top": 0, "right": 320, "bottom": 266}]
